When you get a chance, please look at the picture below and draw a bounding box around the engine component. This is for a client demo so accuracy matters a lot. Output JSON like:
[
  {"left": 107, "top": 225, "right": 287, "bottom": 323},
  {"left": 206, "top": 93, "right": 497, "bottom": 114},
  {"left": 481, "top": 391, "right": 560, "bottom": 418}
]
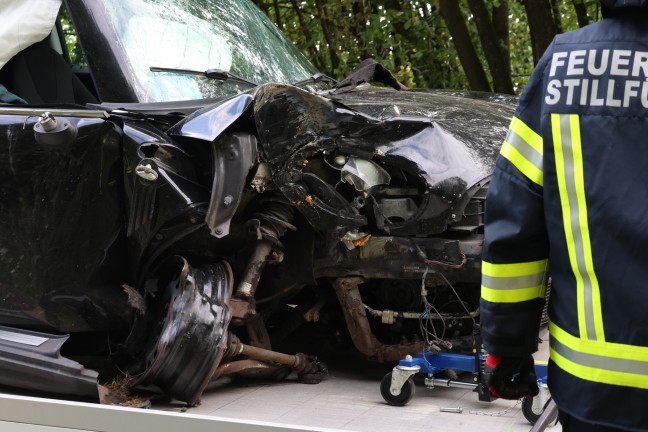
[
  {"left": 341, "top": 156, "right": 391, "bottom": 192},
  {"left": 363, "top": 304, "right": 479, "bottom": 325},
  {"left": 250, "top": 162, "right": 272, "bottom": 193},
  {"left": 375, "top": 197, "right": 419, "bottom": 223},
  {"left": 219, "top": 332, "right": 328, "bottom": 384},
  {"left": 334, "top": 277, "right": 424, "bottom": 362},
  {"left": 237, "top": 196, "right": 296, "bottom": 296}
]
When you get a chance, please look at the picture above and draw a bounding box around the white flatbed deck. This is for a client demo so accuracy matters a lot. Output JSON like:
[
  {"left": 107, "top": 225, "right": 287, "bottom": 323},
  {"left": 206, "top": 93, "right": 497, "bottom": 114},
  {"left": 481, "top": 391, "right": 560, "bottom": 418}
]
[{"left": 0, "top": 331, "right": 559, "bottom": 432}]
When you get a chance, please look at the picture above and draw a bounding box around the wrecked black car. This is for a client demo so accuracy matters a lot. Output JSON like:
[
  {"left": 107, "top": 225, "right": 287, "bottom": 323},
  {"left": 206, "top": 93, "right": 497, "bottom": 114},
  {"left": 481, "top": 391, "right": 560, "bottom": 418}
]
[{"left": 0, "top": 0, "right": 515, "bottom": 405}]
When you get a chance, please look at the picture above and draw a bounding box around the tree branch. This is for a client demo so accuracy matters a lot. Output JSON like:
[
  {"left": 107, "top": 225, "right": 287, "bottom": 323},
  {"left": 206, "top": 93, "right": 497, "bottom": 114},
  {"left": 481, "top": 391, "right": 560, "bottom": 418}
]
[
  {"left": 438, "top": 0, "right": 491, "bottom": 92},
  {"left": 571, "top": 0, "right": 590, "bottom": 27},
  {"left": 522, "top": 0, "right": 558, "bottom": 64},
  {"left": 466, "top": 0, "right": 513, "bottom": 94}
]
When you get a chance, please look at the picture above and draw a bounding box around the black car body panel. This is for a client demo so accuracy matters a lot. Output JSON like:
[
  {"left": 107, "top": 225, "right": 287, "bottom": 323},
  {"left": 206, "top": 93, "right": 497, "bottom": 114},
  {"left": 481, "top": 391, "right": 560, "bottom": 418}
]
[{"left": 0, "top": 112, "right": 131, "bottom": 332}]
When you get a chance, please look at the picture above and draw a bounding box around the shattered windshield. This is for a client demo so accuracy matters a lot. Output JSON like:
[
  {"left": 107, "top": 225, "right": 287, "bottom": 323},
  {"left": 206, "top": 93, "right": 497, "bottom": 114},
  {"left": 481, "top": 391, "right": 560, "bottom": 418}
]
[{"left": 104, "top": 0, "right": 318, "bottom": 102}]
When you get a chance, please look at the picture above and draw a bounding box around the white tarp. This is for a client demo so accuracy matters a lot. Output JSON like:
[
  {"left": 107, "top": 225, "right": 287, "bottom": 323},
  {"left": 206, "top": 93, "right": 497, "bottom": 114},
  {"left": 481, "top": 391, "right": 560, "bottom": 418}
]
[{"left": 0, "top": 0, "right": 61, "bottom": 69}]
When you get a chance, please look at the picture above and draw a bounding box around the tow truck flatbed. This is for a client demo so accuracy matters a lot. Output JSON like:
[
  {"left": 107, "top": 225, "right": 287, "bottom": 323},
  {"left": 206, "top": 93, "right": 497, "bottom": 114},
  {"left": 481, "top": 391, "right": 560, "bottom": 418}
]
[{"left": 0, "top": 393, "right": 341, "bottom": 432}]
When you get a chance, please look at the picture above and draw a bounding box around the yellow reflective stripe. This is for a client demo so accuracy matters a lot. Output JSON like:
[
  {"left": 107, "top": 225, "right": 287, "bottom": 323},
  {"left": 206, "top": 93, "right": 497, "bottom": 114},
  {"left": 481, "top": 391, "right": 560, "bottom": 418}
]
[
  {"left": 482, "top": 260, "right": 548, "bottom": 278},
  {"left": 552, "top": 114, "right": 605, "bottom": 342},
  {"left": 550, "top": 322, "right": 648, "bottom": 389},
  {"left": 481, "top": 284, "right": 546, "bottom": 303},
  {"left": 501, "top": 117, "right": 543, "bottom": 186},
  {"left": 500, "top": 143, "right": 544, "bottom": 186},
  {"left": 481, "top": 259, "right": 548, "bottom": 303},
  {"left": 510, "top": 117, "right": 543, "bottom": 154}
]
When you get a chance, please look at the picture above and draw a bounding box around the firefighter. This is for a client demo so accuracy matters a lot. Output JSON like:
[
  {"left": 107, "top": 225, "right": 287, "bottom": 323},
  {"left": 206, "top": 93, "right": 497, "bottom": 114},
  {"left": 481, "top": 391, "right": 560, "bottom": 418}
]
[{"left": 480, "top": 1, "right": 648, "bottom": 430}]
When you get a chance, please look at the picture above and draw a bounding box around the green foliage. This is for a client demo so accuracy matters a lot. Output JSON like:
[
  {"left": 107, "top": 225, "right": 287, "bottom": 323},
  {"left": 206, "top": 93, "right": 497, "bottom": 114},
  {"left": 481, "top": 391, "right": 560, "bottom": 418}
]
[
  {"left": 59, "top": 7, "right": 87, "bottom": 67},
  {"left": 508, "top": 0, "right": 600, "bottom": 91},
  {"left": 260, "top": 0, "right": 467, "bottom": 90},
  {"left": 509, "top": 1, "right": 535, "bottom": 93},
  {"left": 255, "top": 0, "right": 603, "bottom": 94}
]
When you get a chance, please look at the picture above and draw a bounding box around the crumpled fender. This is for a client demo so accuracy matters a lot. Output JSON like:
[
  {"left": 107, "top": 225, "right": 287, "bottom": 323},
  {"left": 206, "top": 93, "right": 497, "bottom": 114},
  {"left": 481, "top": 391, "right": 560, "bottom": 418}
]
[
  {"left": 166, "top": 94, "right": 257, "bottom": 238},
  {"left": 167, "top": 93, "right": 254, "bottom": 142}
]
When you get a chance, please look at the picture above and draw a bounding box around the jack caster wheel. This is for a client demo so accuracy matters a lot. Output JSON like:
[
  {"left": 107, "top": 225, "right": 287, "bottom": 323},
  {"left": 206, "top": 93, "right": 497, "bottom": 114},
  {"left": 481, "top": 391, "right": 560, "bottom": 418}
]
[
  {"left": 522, "top": 395, "right": 557, "bottom": 424},
  {"left": 380, "top": 371, "right": 415, "bottom": 406}
]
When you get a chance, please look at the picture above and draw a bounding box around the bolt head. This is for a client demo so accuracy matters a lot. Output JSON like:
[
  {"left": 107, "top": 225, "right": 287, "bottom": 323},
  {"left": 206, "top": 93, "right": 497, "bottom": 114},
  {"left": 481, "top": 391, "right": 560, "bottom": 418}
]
[{"left": 135, "top": 164, "right": 158, "bottom": 181}]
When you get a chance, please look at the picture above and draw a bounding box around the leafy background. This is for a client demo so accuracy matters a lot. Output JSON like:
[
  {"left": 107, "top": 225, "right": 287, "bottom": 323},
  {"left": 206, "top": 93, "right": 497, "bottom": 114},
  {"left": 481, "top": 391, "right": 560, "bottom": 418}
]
[{"left": 251, "top": 0, "right": 601, "bottom": 94}]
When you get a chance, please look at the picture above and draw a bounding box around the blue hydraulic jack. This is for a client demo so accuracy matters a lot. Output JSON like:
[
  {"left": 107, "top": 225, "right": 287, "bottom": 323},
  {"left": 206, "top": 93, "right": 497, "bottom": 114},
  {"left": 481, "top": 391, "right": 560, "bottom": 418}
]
[{"left": 380, "top": 350, "right": 551, "bottom": 425}]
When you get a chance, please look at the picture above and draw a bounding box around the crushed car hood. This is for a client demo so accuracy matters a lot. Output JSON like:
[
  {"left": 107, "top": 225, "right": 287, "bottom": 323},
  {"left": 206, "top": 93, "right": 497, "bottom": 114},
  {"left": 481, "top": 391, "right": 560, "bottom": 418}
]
[
  {"left": 326, "top": 86, "right": 516, "bottom": 173},
  {"left": 251, "top": 84, "right": 515, "bottom": 185},
  {"left": 244, "top": 84, "right": 515, "bottom": 234}
]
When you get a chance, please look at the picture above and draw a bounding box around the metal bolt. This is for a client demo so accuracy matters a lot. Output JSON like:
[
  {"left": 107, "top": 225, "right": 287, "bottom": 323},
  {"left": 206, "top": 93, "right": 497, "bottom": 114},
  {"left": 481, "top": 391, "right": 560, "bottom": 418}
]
[
  {"left": 440, "top": 407, "right": 463, "bottom": 413},
  {"left": 215, "top": 228, "right": 223, "bottom": 235},
  {"left": 39, "top": 112, "right": 57, "bottom": 132},
  {"left": 223, "top": 195, "right": 233, "bottom": 207},
  {"left": 405, "top": 355, "right": 413, "bottom": 361},
  {"left": 135, "top": 163, "right": 158, "bottom": 181}
]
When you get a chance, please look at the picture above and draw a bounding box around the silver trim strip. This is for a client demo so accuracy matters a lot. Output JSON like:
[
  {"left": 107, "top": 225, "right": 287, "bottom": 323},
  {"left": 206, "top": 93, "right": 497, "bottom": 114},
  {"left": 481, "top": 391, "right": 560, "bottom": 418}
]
[
  {"left": 482, "top": 273, "right": 546, "bottom": 290},
  {"left": 0, "top": 108, "right": 109, "bottom": 118},
  {"left": 556, "top": 114, "right": 597, "bottom": 340},
  {"left": 0, "top": 330, "right": 47, "bottom": 346}
]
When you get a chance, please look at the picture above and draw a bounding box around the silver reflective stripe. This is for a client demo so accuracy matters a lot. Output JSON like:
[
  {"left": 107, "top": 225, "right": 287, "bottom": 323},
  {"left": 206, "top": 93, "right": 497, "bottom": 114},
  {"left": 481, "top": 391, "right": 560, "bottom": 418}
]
[
  {"left": 0, "top": 330, "right": 47, "bottom": 346},
  {"left": 556, "top": 114, "right": 597, "bottom": 340},
  {"left": 551, "top": 336, "right": 648, "bottom": 376},
  {"left": 505, "top": 129, "right": 543, "bottom": 171},
  {"left": 481, "top": 273, "right": 545, "bottom": 290}
]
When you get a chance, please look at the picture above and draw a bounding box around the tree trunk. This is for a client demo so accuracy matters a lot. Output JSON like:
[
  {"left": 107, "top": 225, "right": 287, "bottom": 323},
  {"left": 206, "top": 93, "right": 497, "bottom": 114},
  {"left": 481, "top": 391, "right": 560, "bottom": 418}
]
[
  {"left": 439, "top": 0, "right": 491, "bottom": 92},
  {"left": 466, "top": 0, "right": 513, "bottom": 94},
  {"left": 272, "top": 0, "right": 283, "bottom": 30},
  {"left": 351, "top": 1, "right": 372, "bottom": 60},
  {"left": 523, "top": 0, "right": 558, "bottom": 64},
  {"left": 571, "top": 0, "right": 590, "bottom": 27},
  {"left": 314, "top": 0, "right": 340, "bottom": 72},
  {"left": 550, "top": 0, "right": 563, "bottom": 33},
  {"left": 492, "top": 1, "right": 510, "bottom": 71}
]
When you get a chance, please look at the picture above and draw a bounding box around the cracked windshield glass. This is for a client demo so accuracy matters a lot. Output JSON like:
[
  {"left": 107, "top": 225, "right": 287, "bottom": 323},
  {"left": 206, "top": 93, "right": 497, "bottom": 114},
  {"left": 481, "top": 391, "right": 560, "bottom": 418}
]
[{"left": 105, "top": 0, "right": 317, "bottom": 102}]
